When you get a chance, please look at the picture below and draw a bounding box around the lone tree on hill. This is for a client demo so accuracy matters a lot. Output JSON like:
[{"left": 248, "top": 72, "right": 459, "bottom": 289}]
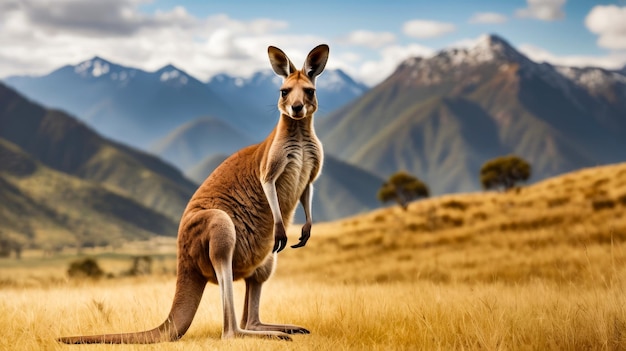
[
  {"left": 377, "top": 171, "right": 429, "bottom": 210},
  {"left": 480, "top": 155, "right": 531, "bottom": 191}
]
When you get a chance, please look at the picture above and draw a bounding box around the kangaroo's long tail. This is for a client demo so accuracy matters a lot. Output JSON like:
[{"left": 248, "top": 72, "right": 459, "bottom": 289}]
[{"left": 58, "top": 265, "right": 206, "bottom": 344}]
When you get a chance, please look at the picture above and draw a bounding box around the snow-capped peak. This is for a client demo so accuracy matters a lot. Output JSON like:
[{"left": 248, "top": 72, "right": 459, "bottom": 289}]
[
  {"left": 469, "top": 34, "right": 527, "bottom": 64},
  {"left": 316, "top": 69, "right": 368, "bottom": 94},
  {"left": 157, "top": 64, "right": 190, "bottom": 86},
  {"left": 74, "top": 56, "right": 111, "bottom": 78},
  {"left": 73, "top": 56, "right": 135, "bottom": 82}
]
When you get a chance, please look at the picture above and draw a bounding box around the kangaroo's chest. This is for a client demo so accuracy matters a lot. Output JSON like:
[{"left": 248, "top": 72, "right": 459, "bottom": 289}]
[{"left": 279, "top": 136, "right": 322, "bottom": 193}]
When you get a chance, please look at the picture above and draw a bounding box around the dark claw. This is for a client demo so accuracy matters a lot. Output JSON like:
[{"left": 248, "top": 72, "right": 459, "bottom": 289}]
[
  {"left": 291, "top": 222, "right": 311, "bottom": 249},
  {"left": 273, "top": 223, "right": 287, "bottom": 253},
  {"left": 285, "top": 328, "right": 310, "bottom": 334}
]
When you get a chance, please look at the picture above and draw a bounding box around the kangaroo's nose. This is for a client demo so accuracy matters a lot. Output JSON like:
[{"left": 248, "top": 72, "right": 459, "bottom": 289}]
[{"left": 292, "top": 104, "right": 303, "bottom": 113}]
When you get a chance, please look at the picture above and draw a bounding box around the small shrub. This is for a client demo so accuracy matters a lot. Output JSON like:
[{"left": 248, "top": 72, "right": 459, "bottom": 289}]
[
  {"left": 585, "top": 188, "right": 607, "bottom": 199},
  {"left": 592, "top": 198, "right": 616, "bottom": 211},
  {"left": 124, "top": 256, "right": 153, "bottom": 276},
  {"left": 439, "top": 214, "right": 464, "bottom": 228},
  {"left": 67, "top": 257, "right": 104, "bottom": 279},
  {"left": 405, "top": 223, "right": 428, "bottom": 232},
  {"left": 372, "top": 214, "right": 386, "bottom": 223},
  {"left": 500, "top": 216, "right": 564, "bottom": 232},
  {"left": 592, "top": 178, "right": 609, "bottom": 188},
  {"left": 441, "top": 200, "right": 468, "bottom": 211},
  {"left": 472, "top": 211, "right": 488, "bottom": 221},
  {"left": 547, "top": 197, "right": 570, "bottom": 208}
]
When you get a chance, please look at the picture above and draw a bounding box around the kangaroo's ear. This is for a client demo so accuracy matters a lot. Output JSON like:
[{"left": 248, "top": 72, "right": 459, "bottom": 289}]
[
  {"left": 268, "top": 46, "right": 297, "bottom": 78},
  {"left": 303, "top": 44, "right": 329, "bottom": 83}
]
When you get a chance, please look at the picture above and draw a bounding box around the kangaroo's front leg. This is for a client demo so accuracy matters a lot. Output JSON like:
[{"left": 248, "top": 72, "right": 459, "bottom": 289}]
[
  {"left": 292, "top": 183, "right": 313, "bottom": 249},
  {"left": 262, "top": 180, "right": 288, "bottom": 252}
]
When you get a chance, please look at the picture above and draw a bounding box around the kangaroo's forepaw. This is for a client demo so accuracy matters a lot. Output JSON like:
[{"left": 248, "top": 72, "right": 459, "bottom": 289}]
[
  {"left": 291, "top": 222, "right": 311, "bottom": 249},
  {"left": 273, "top": 223, "right": 288, "bottom": 253}
]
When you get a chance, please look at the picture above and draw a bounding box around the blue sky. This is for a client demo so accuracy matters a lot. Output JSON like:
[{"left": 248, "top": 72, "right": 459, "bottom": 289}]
[
  {"left": 142, "top": 0, "right": 600, "bottom": 54},
  {"left": 1, "top": 0, "right": 625, "bottom": 85}
]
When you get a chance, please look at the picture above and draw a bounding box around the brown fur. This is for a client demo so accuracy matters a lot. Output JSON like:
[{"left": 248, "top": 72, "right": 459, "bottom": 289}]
[{"left": 57, "top": 44, "right": 329, "bottom": 343}]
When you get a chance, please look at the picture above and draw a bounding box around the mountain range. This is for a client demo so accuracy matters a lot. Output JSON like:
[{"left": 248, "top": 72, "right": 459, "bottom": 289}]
[
  {"left": 319, "top": 34, "right": 626, "bottom": 194},
  {"left": 2, "top": 33, "right": 625, "bottom": 248},
  {"left": 207, "top": 68, "right": 368, "bottom": 121},
  {"left": 0, "top": 78, "right": 382, "bottom": 245},
  {"left": 3, "top": 58, "right": 368, "bottom": 150}
]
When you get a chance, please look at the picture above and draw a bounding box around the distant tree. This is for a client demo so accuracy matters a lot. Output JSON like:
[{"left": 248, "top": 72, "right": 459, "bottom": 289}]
[
  {"left": 0, "top": 235, "right": 24, "bottom": 259},
  {"left": 377, "top": 171, "right": 429, "bottom": 210},
  {"left": 480, "top": 155, "right": 531, "bottom": 191},
  {"left": 124, "top": 256, "right": 153, "bottom": 276},
  {"left": 67, "top": 257, "right": 104, "bottom": 279}
]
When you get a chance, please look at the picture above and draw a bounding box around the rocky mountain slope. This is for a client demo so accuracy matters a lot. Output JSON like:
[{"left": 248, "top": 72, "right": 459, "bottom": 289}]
[
  {"left": 319, "top": 34, "right": 626, "bottom": 194},
  {"left": 0, "top": 82, "right": 196, "bottom": 221},
  {"left": 0, "top": 139, "right": 178, "bottom": 249}
]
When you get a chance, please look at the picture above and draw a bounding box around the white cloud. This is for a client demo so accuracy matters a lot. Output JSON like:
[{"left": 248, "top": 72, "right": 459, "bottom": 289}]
[
  {"left": 341, "top": 30, "right": 396, "bottom": 49},
  {"left": 0, "top": 0, "right": 298, "bottom": 80},
  {"left": 357, "top": 44, "right": 435, "bottom": 86},
  {"left": 16, "top": 0, "right": 197, "bottom": 37},
  {"left": 515, "top": 0, "right": 566, "bottom": 21},
  {"left": 468, "top": 12, "right": 508, "bottom": 24},
  {"left": 519, "top": 43, "right": 626, "bottom": 70},
  {"left": 403, "top": 20, "right": 456, "bottom": 39},
  {"left": 585, "top": 5, "right": 626, "bottom": 50}
]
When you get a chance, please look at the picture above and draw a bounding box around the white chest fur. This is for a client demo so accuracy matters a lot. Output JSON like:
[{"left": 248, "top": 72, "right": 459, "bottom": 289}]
[{"left": 275, "top": 125, "right": 322, "bottom": 197}]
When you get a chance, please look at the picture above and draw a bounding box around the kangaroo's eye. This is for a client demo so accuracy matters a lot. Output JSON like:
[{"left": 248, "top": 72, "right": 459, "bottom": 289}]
[
  {"left": 280, "top": 89, "right": 289, "bottom": 97},
  {"left": 304, "top": 88, "right": 315, "bottom": 97}
]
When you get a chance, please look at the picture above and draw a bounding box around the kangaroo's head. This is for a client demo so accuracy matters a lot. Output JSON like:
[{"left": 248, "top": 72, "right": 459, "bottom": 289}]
[{"left": 268, "top": 44, "right": 329, "bottom": 120}]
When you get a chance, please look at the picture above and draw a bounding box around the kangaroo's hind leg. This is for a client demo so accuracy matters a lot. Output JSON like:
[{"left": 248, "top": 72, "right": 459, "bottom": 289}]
[
  {"left": 240, "top": 254, "right": 310, "bottom": 335},
  {"left": 194, "top": 209, "right": 291, "bottom": 340}
]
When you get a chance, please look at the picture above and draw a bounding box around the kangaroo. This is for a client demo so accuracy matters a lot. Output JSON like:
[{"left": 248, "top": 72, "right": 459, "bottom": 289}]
[{"left": 58, "top": 44, "right": 329, "bottom": 343}]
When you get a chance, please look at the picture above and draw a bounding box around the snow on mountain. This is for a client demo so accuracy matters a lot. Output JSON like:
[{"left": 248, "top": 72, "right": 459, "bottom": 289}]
[
  {"left": 159, "top": 69, "right": 187, "bottom": 84},
  {"left": 155, "top": 64, "right": 195, "bottom": 88},
  {"left": 74, "top": 57, "right": 111, "bottom": 77},
  {"left": 556, "top": 66, "right": 626, "bottom": 92},
  {"left": 2, "top": 56, "right": 241, "bottom": 149},
  {"left": 208, "top": 69, "right": 281, "bottom": 89},
  {"left": 321, "top": 34, "right": 626, "bottom": 197},
  {"left": 317, "top": 69, "right": 368, "bottom": 95},
  {"left": 72, "top": 56, "right": 139, "bottom": 82},
  {"left": 207, "top": 68, "right": 368, "bottom": 118},
  {"left": 394, "top": 34, "right": 594, "bottom": 110}
]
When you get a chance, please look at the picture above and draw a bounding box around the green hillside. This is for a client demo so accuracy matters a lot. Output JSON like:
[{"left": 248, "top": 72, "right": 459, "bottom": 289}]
[
  {"left": 0, "top": 83, "right": 196, "bottom": 221},
  {"left": 0, "top": 139, "right": 178, "bottom": 250}
]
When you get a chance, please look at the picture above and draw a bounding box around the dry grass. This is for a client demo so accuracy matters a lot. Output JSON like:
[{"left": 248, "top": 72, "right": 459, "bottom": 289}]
[
  {"left": 2, "top": 162, "right": 626, "bottom": 350},
  {"left": 2, "top": 277, "right": 626, "bottom": 350}
]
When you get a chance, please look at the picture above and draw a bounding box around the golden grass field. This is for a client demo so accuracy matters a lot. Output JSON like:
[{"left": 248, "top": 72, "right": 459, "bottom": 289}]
[{"left": 1, "top": 162, "right": 626, "bottom": 350}]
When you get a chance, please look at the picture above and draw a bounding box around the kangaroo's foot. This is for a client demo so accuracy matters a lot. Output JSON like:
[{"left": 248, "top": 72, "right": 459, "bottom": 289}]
[
  {"left": 244, "top": 322, "right": 310, "bottom": 335},
  {"left": 223, "top": 329, "right": 292, "bottom": 341}
]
